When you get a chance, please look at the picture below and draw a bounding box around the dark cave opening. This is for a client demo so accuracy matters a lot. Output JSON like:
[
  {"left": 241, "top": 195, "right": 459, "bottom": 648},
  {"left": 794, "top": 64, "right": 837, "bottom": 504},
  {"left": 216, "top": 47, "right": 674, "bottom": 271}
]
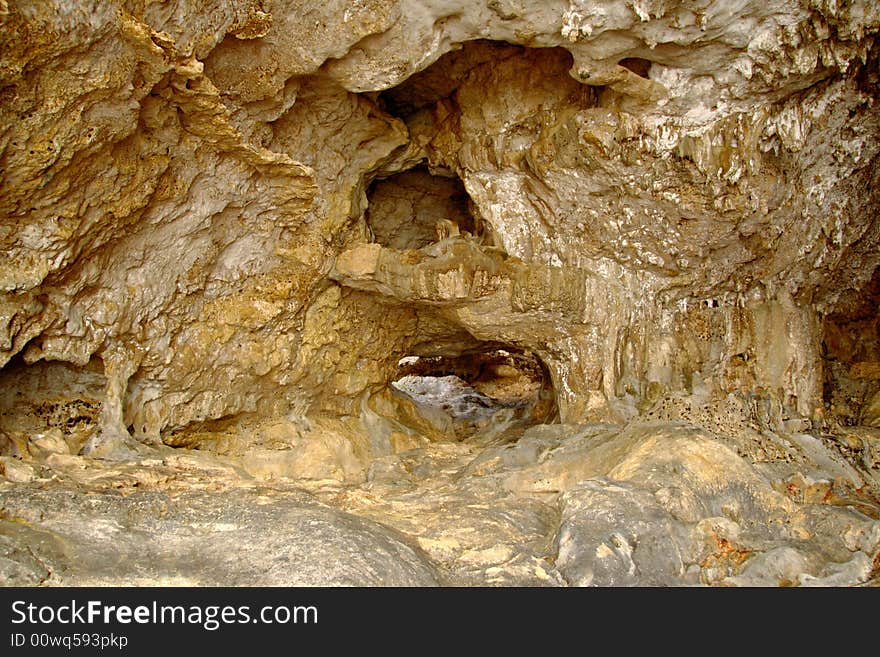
[
  {"left": 365, "top": 166, "right": 480, "bottom": 249},
  {"left": 362, "top": 39, "right": 599, "bottom": 257},
  {"left": 822, "top": 266, "right": 880, "bottom": 425},
  {"left": 376, "top": 39, "right": 581, "bottom": 118},
  {"left": 619, "top": 57, "right": 652, "bottom": 78},
  {"left": 0, "top": 354, "right": 103, "bottom": 457},
  {"left": 390, "top": 348, "right": 556, "bottom": 440}
]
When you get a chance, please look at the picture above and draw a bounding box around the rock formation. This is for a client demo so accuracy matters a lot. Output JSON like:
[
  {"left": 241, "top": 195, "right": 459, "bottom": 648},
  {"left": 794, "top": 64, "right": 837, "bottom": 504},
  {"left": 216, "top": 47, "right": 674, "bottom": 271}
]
[{"left": 1, "top": 0, "right": 879, "bottom": 586}]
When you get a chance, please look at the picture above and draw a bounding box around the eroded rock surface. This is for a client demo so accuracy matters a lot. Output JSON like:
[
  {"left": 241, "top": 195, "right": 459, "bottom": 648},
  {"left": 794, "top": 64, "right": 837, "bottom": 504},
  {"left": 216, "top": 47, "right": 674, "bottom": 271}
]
[
  {"left": 2, "top": 420, "right": 878, "bottom": 586},
  {"left": 1, "top": 1, "right": 879, "bottom": 586}
]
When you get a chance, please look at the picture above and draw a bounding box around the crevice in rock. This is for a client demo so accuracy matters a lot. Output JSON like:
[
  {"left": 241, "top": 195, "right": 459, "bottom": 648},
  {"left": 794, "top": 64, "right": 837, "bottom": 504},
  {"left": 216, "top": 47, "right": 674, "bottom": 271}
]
[
  {"left": 618, "top": 57, "right": 652, "bottom": 79},
  {"left": 159, "top": 412, "right": 254, "bottom": 450}
]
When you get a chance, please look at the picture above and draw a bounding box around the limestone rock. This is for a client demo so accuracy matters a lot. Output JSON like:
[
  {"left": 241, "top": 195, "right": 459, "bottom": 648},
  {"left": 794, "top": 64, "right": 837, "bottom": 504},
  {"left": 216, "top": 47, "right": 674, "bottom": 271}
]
[
  {"left": 27, "top": 428, "right": 71, "bottom": 458},
  {"left": 469, "top": 422, "right": 880, "bottom": 586},
  {"left": 0, "top": 457, "right": 36, "bottom": 483},
  {"left": 0, "top": 483, "right": 439, "bottom": 586},
  {"left": 0, "top": 0, "right": 877, "bottom": 440},
  {"left": 862, "top": 390, "right": 880, "bottom": 428},
  {"left": 1, "top": 0, "right": 879, "bottom": 587},
  {"left": 556, "top": 479, "right": 691, "bottom": 586}
]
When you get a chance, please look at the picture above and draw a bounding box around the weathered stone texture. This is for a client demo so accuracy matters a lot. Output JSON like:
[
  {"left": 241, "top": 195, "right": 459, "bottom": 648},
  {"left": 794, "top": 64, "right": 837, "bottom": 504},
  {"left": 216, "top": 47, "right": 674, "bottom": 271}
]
[{"left": 1, "top": 1, "right": 879, "bottom": 587}]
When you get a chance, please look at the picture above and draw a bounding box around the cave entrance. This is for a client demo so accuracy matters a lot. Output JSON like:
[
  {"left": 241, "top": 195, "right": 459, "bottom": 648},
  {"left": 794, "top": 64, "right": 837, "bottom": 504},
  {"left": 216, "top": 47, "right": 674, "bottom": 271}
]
[
  {"left": 365, "top": 165, "right": 481, "bottom": 249},
  {"left": 390, "top": 348, "right": 556, "bottom": 440},
  {"left": 822, "top": 265, "right": 880, "bottom": 426}
]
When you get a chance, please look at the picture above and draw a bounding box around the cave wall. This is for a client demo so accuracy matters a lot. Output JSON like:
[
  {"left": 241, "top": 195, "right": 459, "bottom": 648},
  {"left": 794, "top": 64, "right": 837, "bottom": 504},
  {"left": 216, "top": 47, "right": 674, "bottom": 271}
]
[{"left": 1, "top": 1, "right": 879, "bottom": 452}]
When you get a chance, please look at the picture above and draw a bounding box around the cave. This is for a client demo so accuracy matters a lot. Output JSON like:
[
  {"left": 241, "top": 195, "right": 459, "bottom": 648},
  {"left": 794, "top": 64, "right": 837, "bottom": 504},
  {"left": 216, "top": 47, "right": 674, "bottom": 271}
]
[
  {"left": 822, "top": 266, "right": 880, "bottom": 426},
  {"left": 365, "top": 166, "right": 479, "bottom": 249},
  {"left": 389, "top": 348, "right": 556, "bottom": 441},
  {"left": 1, "top": 2, "right": 880, "bottom": 593}
]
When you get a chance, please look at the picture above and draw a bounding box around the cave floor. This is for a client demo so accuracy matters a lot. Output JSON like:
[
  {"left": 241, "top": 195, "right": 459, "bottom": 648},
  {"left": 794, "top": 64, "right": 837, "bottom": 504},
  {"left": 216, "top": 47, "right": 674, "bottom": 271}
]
[{"left": 2, "top": 415, "right": 880, "bottom": 587}]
